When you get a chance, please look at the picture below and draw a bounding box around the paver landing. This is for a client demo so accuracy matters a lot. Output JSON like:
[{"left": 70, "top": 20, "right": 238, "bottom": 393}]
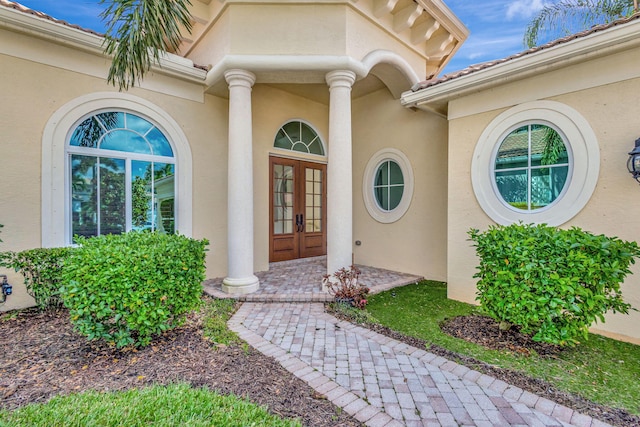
[{"left": 229, "top": 303, "right": 612, "bottom": 427}]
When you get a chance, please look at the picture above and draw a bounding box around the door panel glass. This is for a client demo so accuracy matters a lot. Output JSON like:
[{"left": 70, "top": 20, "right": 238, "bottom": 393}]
[
  {"left": 273, "top": 164, "right": 294, "bottom": 235},
  {"left": 305, "top": 167, "right": 323, "bottom": 232}
]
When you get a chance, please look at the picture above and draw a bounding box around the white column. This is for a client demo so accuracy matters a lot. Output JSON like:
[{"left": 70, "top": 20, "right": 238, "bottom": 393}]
[
  {"left": 326, "top": 70, "right": 356, "bottom": 277},
  {"left": 222, "top": 69, "right": 259, "bottom": 294}
]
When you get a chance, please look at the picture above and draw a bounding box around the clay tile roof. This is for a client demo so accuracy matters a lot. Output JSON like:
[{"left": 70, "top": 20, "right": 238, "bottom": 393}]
[
  {"left": 412, "top": 12, "right": 640, "bottom": 92},
  {"left": 0, "top": 0, "right": 103, "bottom": 36}
]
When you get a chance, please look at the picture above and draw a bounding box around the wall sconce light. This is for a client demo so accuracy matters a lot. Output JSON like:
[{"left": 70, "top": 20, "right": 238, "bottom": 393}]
[{"left": 627, "top": 138, "right": 640, "bottom": 183}]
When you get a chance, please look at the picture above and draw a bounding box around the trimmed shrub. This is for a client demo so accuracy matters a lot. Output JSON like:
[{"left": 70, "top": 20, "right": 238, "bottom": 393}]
[
  {"left": 469, "top": 223, "right": 640, "bottom": 346},
  {"left": 0, "top": 247, "right": 74, "bottom": 310},
  {"left": 60, "top": 232, "right": 209, "bottom": 348}
]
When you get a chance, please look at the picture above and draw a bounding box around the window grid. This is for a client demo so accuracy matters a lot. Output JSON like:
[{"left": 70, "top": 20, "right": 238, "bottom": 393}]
[
  {"left": 69, "top": 112, "right": 175, "bottom": 240},
  {"left": 494, "top": 124, "right": 569, "bottom": 212},
  {"left": 373, "top": 160, "right": 404, "bottom": 212}
]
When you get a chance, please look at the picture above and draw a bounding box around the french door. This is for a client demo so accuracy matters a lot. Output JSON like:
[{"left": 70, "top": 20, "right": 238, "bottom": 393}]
[{"left": 269, "top": 156, "right": 327, "bottom": 262}]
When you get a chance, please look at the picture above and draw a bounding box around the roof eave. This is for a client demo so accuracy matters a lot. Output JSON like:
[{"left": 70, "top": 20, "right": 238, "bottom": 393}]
[
  {"left": 0, "top": 4, "right": 207, "bottom": 84},
  {"left": 400, "top": 17, "right": 640, "bottom": 114}
]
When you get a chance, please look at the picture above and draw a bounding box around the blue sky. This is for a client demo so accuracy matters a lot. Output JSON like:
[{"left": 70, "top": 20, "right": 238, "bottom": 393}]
[{"left": 15, "top": 0, "right": 548, "bottom": 76}]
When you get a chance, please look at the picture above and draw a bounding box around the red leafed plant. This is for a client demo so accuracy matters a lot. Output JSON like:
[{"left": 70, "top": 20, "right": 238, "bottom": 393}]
[{"left": 323, "top": 265, "right": 370, "bottom": 309}]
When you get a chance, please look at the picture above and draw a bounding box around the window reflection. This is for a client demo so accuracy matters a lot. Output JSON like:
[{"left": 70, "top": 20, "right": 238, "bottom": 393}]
[{"left": 494, "top": 124, "right": 569, "bottom": 211}]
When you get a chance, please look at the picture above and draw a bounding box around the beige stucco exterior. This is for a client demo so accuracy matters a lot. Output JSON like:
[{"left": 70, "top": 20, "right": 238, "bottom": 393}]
[
  {"left": 0, "top": 0, "right": 462, "bottom": 311},
  {"left": 352, "top": 88, "right": 448, "bottom": 279},
  {"left": 2, "top": 1, "right": 640, "bottom": 344},
  {"left": 437, "top": 30, "right": 640, "bottom": 344}
]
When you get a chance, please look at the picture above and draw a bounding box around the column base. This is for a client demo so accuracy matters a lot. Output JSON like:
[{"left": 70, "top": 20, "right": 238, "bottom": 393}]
[{"left": 222, "top": 275, "right": 260, "bottom": 295}]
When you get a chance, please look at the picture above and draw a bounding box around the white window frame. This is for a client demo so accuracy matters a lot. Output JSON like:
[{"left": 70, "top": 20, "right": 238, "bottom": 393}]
[
  {"left": 362, "top": 148, "right": 414, "bottom": 223},
  {"left": 472, "top": 100, "right": 599, "bottom": 226},
  {"left": 272, "top": 119, "right": 327, "bottom": 159},
  {"left": 42, "top": 93, "right": 193, "bottom": 247}
]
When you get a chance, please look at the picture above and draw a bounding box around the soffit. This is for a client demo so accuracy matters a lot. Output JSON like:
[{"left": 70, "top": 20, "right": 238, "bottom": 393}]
[
  {"left": 261, "top": 74, "right": 386, "bottom": 105},
  {"left": 183, "top": 0, "right": 468, "bottom": 79}
]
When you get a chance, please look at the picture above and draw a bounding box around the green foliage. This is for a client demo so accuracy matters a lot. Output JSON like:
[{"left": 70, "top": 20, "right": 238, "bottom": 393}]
[
  {"left": 469, "top": 223, "right": 640, "bottom": 346},
  {"left": 0, "top": 248, "right": 74, "bottom": 310},
  {"left": 100, "top": 0, "right": 193, "bottom": 90},
  {"left": 202, "top": 298, "right": 243, "bottom": 347},
  {"left": 60, "top": 232, "right": 208, "bottom": 348},
  {"left": 327, "top": 301, "right": 379, "bottom": 324},
  {"left": 0, "top": 383, "right": 301, "bottom": 427}
]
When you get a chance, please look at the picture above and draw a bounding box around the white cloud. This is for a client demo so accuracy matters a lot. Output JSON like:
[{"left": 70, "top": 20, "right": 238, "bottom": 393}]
[{"left": 506, "top": 0, "right": 550, "bottom": 20}]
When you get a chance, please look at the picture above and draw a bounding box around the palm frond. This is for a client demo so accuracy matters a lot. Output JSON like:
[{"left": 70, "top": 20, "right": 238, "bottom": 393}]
[
  {"left": 100, "top": 0, "right": 193, "bottom": 91},
  {"left": 524, "top": 0, "right": 635, "bottom": 48}
]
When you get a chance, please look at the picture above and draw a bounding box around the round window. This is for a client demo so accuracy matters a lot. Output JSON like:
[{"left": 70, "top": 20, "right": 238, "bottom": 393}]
[
  {"left": 494, "top": 124, "right": 569, "bottom": 211},
  {"left": 374, "top": 160, "right": 405, "bottom": 211},
  {"left": 471, "top": 100, "right": 599, "bottom": 226},
  {"left": 363, "top": 149, "right": 414, "bottom": 223}
]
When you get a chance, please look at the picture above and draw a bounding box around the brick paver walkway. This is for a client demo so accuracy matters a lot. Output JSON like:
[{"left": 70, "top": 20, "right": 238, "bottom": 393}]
[{"left": 229, "top": 303, "right": 612, "bottom": 427}]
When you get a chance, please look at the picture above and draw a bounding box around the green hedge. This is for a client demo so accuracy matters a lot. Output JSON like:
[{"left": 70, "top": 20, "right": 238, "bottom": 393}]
[
  {"left": 0, "top": 247, "right": 74, "bottom": 310},
  {"left": 60, "top": 232, "right": 209, "bottom": 348},
  {"left": 469, "top": 223, "right": 640, "bottom": 346}
]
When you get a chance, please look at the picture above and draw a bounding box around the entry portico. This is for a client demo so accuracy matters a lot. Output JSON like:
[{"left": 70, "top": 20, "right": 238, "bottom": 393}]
[{"left": 186, "top": 0, "right": 468, "bottom": 293}]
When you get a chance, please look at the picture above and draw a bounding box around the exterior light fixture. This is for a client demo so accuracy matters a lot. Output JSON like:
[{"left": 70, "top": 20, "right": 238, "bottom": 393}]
[{"left": 627, "top": 138, "right": 640, "bottom": 183}]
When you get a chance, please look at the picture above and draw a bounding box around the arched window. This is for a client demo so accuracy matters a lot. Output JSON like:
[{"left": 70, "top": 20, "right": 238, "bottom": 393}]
[
  {"left": 67, "top": 111, "right": 176, "bottom": 239},
  {"left": 274, "top": 121, "right": 325, "bottom": 156}
]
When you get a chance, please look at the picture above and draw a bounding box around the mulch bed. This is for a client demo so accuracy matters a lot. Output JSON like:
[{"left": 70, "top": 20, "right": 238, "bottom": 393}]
[
  {"left": 327, "top": 307, "right": 639, "bottom": 427},
  {"left": 3, "top": 303, "right": 639, "bottom": 427},
  {"left": 0, "top": 305, "right": 362, "bottom": 427}
]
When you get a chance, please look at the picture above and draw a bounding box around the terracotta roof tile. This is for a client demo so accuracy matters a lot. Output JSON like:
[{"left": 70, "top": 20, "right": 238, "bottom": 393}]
[
  {"left": 0, "top": 0, "right": 103, "bottom": 36},
  {"left": 412, "top": 12, "right": 640, "bottom": 92}
]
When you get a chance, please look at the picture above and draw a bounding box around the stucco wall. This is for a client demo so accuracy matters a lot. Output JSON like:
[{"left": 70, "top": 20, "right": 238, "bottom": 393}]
[
  {"left": 446, "top": 47, "right": 640, "bottom": 343},
  {"left": 0, "top": 45, "right": 228, "bottom": 311},
  {"left": 353, "top": 88, "right": 448, "bottom": 280}
]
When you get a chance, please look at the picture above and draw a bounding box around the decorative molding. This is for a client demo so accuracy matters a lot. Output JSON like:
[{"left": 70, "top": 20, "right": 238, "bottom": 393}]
[
  {"left": 362, "top": 148, "right": 414, "bottom": 224},
  {"left": 42, "top": 93, "right": 193, "bottom": 247},
  {"left": 471, "top": 101, "right": 599, "bottom": 226}
]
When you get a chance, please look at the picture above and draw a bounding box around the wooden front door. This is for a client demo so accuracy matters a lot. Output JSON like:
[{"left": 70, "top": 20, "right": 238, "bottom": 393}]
[{"left": 269, "top": 156, "right": 327, "bottom": 262}]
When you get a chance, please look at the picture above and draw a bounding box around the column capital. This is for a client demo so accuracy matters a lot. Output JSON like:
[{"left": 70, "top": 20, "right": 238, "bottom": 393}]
[
  {"left": 224, "top": 69, "right": 256, "bottom": 88},
  {"left": 325, "top": 70, "right": 356, "bottom": 89}
]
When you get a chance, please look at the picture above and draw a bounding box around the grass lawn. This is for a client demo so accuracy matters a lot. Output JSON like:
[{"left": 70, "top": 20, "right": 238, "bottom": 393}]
[
  {"left": 366, "top": 281, "right": 640, "bottom": 416},
  {"left": 0, "top": 298, "right": 301, "bottom": 427},
  {"left": 0, "top": 383, "right": 301, "bottom": 427}
]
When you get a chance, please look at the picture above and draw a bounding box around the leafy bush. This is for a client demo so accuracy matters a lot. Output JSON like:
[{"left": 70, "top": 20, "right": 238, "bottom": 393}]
[
  {"left": 0, "top": 248, "right": 74, "bottom": 309},
  {"left": 323, "top": 265, "right": 370, "bottom": 309},
  {"left": 469, "top": 223, "right": 640, "bottom": 346},
  {"left": 61, "top": 232, "right": 209, "bottom": 348}
]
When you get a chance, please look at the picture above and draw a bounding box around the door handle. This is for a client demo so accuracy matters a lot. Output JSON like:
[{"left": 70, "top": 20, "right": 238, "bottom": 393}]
[{"left": 295, "top": 214, "right": 304, "bottom": 232}]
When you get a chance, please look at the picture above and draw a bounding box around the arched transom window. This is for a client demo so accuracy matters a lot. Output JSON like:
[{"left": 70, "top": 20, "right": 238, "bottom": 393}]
[
  {"left": 274, "top": 121, "right": 325, "bottom": 155},
  {"left": 68, "top": 112, "right": 176, "bottom": 239}
]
